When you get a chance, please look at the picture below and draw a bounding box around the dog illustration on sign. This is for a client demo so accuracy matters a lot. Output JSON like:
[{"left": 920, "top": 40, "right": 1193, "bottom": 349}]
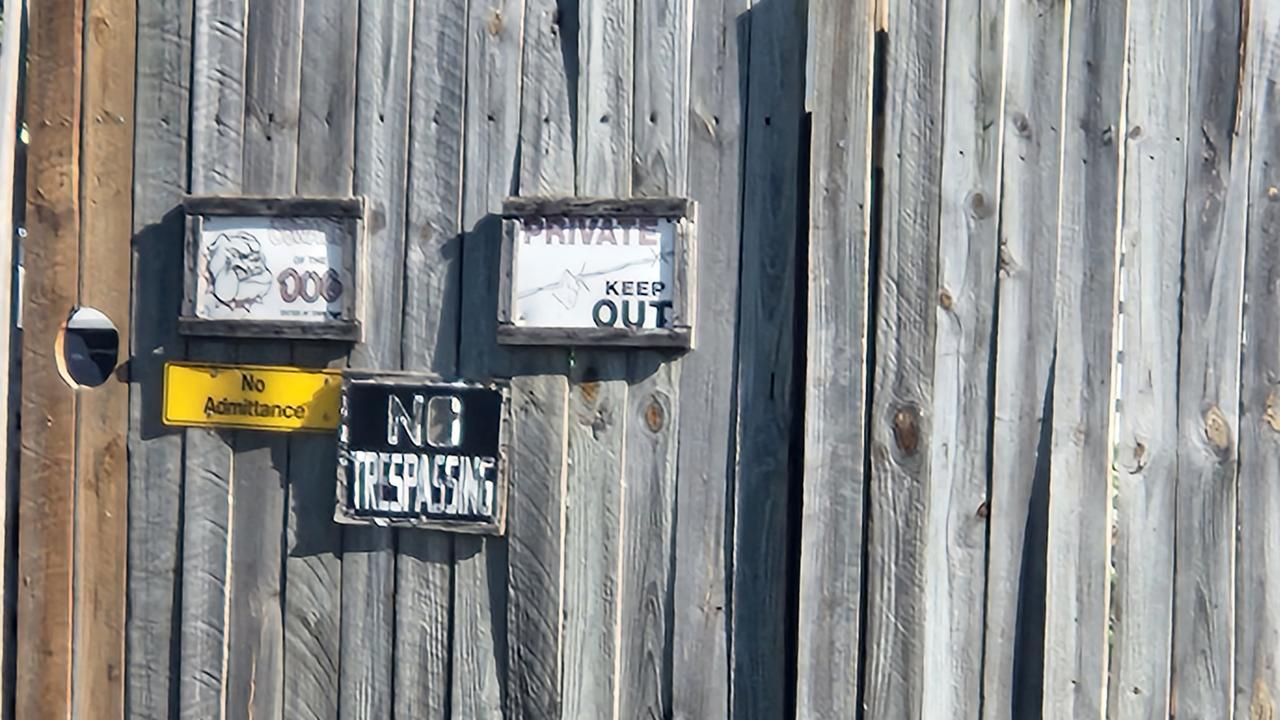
[{"left": 203, "top": 231, "right": 273, "bottom": 312}]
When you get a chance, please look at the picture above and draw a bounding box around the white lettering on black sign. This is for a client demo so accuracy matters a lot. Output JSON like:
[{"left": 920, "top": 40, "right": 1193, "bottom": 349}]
[{"left": 338, "top": 379, "right": 505, "bottom": 531}]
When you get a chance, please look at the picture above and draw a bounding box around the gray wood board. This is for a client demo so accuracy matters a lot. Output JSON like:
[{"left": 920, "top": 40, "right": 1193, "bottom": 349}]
[
  {"left": 282, "top": 0, "right": 358, "bottom": 717},
  {"left": 618, "top": 0, "right": 689, "bottom": 717},
  {"left": 731, "top": 0, "right": 807, "bottom": 716},
  {"left": 126, "top": 0, "right": 193, "bottom": 714},
  {"left": 502, "top": 3, "right": 575, "bottom": 717},
  {"left": 1108, "top": 0, "right": 1187, "bottom": 715},
  {"left": 177, "top": 0, "right": 247, "bottom": 716},
  {"left": 1233, "top": 5, "right": 1280, "bottom": 716},
  {"left": 1171, "top": 0, "right": 1251, "bottom": 716},
  {"left": 796, "top": 0, "right": 873, "bottom": 716},
  {"left": 1041, "top": 0, "right": 1125, "bottom": 714},
  {"left": 340, "top": 0, "right": 413, "bottom": 716},
  {"left": 981, "top": 0, "right": 1067, "bottom": 716},
  {"left": 392, "top": 0, "right": 467, "bottom": 715},
  {"left": 670, "top": 0, "right": 750, "bottom": 716},
  {"left": 862, "top": 0, "right": 946, "bottom": 715}
]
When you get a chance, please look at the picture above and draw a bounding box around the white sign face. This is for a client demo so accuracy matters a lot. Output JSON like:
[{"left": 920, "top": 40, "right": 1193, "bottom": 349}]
[
  {"left": 195, "top": 216, "right": 349, "bottom": 323},
  {"left": 512, "top": 218, "right": 676, "bottom": 330}
]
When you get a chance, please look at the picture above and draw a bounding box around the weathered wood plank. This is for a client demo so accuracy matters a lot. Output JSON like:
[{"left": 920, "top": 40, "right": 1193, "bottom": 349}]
[
  {"left": 341, "top": 0, "right": 413, "bottom": 716},
  {"left": 282, "top": 2, "right": 357, "bottom": 719},
  {"left": 862, "top": 0, "right": 947, "bottom": 717},
  {"left": 220, "top": 1, "right": 303, "bottom": 717},
  {"left": 916, "top": 0, "right": 1005, "bottom": 714},
  {"left": 1107, "top": 0, "right": 1187, "bottom": 715},
  {"left": 503, "top": 4, "right": 575, "bottom": 716},
  {"left": 452, "top": 1, "right": 528, "bottom": 716},
  {"left": 671, "top": 0, "right": 749, "bottom": 715},
  {"left": 981, "top": 0, "right": 1067, "bottom": 715},
  {"left": 73, "top": 0, "right": 135, "bottom": 715},
  {"left": 1041, "top": 0, "right": 1126, "bottom": 715},
  {"left": 617, "top": 1, "right": 689, "bottom": 717},
  {"left": 796, "top": 0, "right": 874, "bottom": 716},
  {"left": 731, "top": 0, "right": 808, "bottom": 716},
  {"left": 126, "top": 0, "right": 193, "bottom": 713},
  {"left": 1171, "top": 0, "right": 1251, "bottom": 716},
  {"left": 392, "top": 0, "right": 467, "bottom": 715},
  {"left": 1233, "top": 5, "right": 1280, "bottom": 716},
  {"left": 15, "top": 0, "right": 82, "bottom": 715},
  {"left": 561, "top": 1, "right": 633, "bottom": 717}
]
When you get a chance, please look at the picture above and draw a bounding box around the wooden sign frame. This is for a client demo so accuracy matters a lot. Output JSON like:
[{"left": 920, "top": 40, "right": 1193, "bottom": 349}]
[
  {"left": 334, "top": 370, "right": 511, "bottom": 536},
  {"left": 498, "top": 197, "right": 697, "bottom": 349},
  {"left": 179, "top": 195, "right": 366, "bottom": 341}
]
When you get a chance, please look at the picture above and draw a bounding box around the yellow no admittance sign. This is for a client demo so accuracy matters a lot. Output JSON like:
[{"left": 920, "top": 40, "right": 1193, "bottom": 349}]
[{"left": 163, "top": 362, "right": 342, "bottom": 432}]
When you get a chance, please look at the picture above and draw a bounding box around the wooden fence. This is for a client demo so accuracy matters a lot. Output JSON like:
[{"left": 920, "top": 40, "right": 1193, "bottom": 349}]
[{"left": 9, "top": 0, "right": 1280, "bottom": 717}]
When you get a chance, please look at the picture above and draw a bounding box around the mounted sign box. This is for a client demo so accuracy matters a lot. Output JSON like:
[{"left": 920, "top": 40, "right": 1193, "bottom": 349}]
[
  {"left": 335, "top": 371, "right": 510, "bottom": 535},
  {"left": 498, "top": 197, "right": 697, "bottom": 349},
  {"left": 180, "top": 196, "right": 365, "bottom": 341},
  {"left": 162, "top": 361, "right": 343, "bottom": 432}
]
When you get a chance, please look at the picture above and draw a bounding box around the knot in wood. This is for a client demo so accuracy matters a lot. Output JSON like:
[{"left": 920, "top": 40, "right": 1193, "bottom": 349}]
[
  {"left": 967, "top": 190, "right": 992, "bottom": 219},
  {"left": 644, "top": 397, "right": 666, "bottom": 432},
  {"left": 1127, "top": 125, "right": 1143, "bottom": 140},
  {"left": 1269, "top": 186, "right": 1279, "bottom": 201},
  {"left": 976, "top": 501, "right": 989, "bottom": 519},
  {"left": 487, "top": 9, "right": 504, "bottom": 35},
  {"left": 939, "top": 289, "right": 954, "bottom": 310},
  {"left": 1264, "top": 390, "right": 1280, "bottom": 433},
  {"left": 1203, "top": 406, "right": 1231, "bottom": 452},
  {"left": 579, "top": 381, "right": 600, "bottom": 405},
  {"left": 1011, "top": 112, "right": 1032, "bottom": 139},
  {"left": 892, "top": 407, "right": 920, "bottom": 456}
]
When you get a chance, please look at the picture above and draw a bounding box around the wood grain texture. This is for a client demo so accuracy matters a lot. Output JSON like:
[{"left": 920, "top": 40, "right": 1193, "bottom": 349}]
[
  {"left": 920, "top": 0, "right": 1005, "bottom": 714},
  {"left": 670, "top": 0, "right": 749, "bottom": 716},
  {"left": 503, "top": 3, "right": 575, "bottom": 717},
  {"left": 341, "top": 0, "right": 413, "bottom": 716},
  {"left": 1171, "top": 0, "right": 1251, "bottom": 716},
  {"left": 282, "top": 2, "right": 357, "bottom": 718},
  {"left": 861, "top": 0, "right": 946, "bottom": 715},
  {"left": 1228, "top": 4, "right": 1280, "bottom": 712},
  {"left": 1234, "top": 6, "right": 1280, "bottom": 716},
  {"left": 15, "top": 0, "right": 82, "bottom": 715},
  {"left": 452, "top": 1, "right": 528, "bottom": 716},
  {"left": 221, "top": 1, "right": 304, "bottom": 716},
  {"left": 73, "top": 0, "right": 136, "bottom": 716},
  {"left": 1107, "top": 0, "right": 1187, "bottom": 715},
  {"left": 392, "top": 0, "right": 467, "bottom": 715},
  {"left": 796, "top": 0, "right": 873, "bottom": 717},
  {"left": 731, "top": 0, "right": 807, "bottom": 716},
  {"left": 1041, "top": 0, "right": 1126, "bottom": 715},
  {"left": 981, "top": 0, "right": 1067, "bottom": 716}
]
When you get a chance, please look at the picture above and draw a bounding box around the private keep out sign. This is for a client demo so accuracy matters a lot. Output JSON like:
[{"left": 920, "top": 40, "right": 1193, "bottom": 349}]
[
  {"left": 335, "top": 372, "right": 509, "bottom": 535},
  {"left": 498, "top": 197, "right": 696, "bottom": 349}
]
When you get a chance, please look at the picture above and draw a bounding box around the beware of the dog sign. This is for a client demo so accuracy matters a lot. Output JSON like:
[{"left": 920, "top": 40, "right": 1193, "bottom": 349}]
[
  {"left": 498, "top": 197, "right": 696, "bottom": 349},
  {"left": 179, "top": 196, "right": 365, "bottom": 341},
  {"left": 335, "top": 371, "right": 510, "bottom": 535}
]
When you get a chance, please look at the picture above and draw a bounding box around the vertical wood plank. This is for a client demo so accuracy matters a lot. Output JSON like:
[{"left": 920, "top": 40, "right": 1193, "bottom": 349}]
[
  {"left": 1233, "top": 5, "right": 1280, "bottom": 716},
  {"left": 503, "top": 3, "right": 573, "bottom": 717},
  {"left": 618, "top": 0, "right": 689, "bottom": 714},
  {"left": 341, "top": 0, "right": 413, "bottom": 715},
  {"left": 282, "top": 2, "right": 358, "bottom": 719},
  {"left": 178, "top": 4, "right": 246, "bottom": 720},
  {"left": 126, "top": 0, "right": 193, "bottom": 714},
  {"left": 1107, "top": 0, "right": 1187, "bottom": 715},
  {"left": 73, "top": 0, "right": 135, "bottom": 715},
  {"left": 1041, "top": 0, "right": 1127, "bottom": 715},
  {"left": 731, "top": 0, "right": 807, "bottom": 716},
  {"left": 919, "top": 0, "right": 1005, "bottom": 714},
  {"left": 221, "top": 1, "right": 303, "bottom": 717},
  {"left": 452, "top": 1, "right": 527, "bottom": 716},
  {"left": 1171, "top": 0, "right": 1251, "bottom": 715},
  {"left": 796, "top": 0, "right": 874, "bottom": 716},
  {"left": 15, "top": 0, "right": 82, "bottom": 715},
  {"left": 862, "top": 0, "right": 946, "bottom": 714},
  {"left": 671, "top": 0, "right": 748, "bottom": 715},
  {"left": 562, "top": 1, "right": 633, "bottom": 717},
  {"left": 981, "top": 0, "right": 1067, "bottom": 714},
  {"left": 392, "top": 0, "right": 467, "bottom": 716}
]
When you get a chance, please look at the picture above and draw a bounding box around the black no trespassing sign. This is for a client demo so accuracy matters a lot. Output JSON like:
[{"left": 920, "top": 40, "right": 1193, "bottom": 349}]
[{"left": 335, "top": 372, "right": 509, "bottom": 535}]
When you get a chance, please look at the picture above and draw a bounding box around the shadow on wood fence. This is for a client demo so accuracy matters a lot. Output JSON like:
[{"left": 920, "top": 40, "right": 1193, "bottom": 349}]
[{"left": 6, "top": 0, "right": 1280, "bottom": 718}]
